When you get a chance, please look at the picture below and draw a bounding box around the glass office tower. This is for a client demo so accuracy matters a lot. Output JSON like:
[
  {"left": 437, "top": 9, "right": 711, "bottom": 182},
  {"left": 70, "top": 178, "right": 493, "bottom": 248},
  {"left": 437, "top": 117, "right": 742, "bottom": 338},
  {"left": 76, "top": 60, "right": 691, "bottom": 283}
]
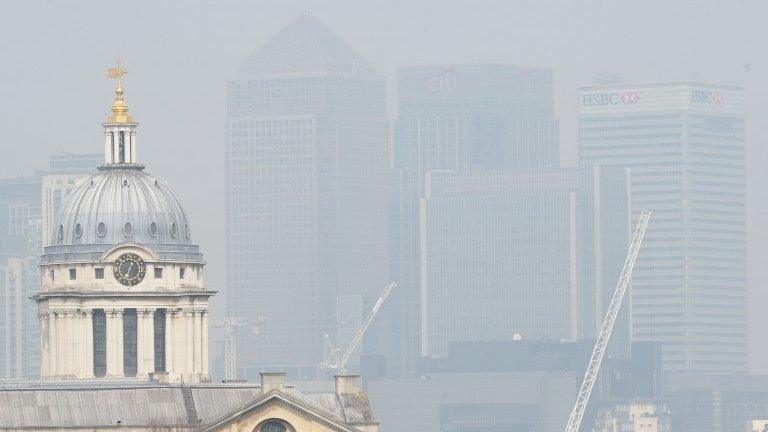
[
  {"left": 418, "top": 167, "right": 629, "bottom": 357},
  {"left": 225, "top": 14, "right": 388, "bottom": 378},
  {"left": 579, "top": 83, "right": 747, "bottom": 373},
  {"left": 387, "top": 64, "right": 560, "bottom": 377}
]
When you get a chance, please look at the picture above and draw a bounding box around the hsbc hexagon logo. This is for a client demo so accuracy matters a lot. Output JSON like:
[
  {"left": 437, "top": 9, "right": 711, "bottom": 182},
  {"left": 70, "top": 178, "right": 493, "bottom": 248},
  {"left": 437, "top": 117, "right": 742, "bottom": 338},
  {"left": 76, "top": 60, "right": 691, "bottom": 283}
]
[
  {"left": 582, "top": 92, "right": 640, "bottom": 107},
  {"left": 620, "top": 92, "right": 639, "bottom": 104}
]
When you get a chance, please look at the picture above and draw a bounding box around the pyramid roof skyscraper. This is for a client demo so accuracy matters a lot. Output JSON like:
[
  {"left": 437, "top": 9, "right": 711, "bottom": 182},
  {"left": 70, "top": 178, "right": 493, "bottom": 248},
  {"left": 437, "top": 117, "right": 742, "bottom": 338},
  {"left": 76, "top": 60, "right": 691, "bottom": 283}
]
[{"left": 239, "top": 12, "right": 375, "bottom": 76}]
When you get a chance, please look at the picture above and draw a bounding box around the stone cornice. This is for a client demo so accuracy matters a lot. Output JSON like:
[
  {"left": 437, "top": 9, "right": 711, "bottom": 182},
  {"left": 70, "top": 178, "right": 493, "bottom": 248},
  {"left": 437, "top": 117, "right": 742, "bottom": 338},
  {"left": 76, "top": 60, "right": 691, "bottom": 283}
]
[{"left": 31, "top": 290, "right": 216, "bottom": 301}]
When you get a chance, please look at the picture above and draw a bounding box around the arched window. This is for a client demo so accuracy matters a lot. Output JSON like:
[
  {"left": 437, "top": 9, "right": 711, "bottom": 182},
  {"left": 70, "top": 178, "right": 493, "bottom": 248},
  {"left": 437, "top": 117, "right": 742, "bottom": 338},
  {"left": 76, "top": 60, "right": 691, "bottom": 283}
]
[{"left": 260, "top": 421, "right": 286, "bottom": 432}]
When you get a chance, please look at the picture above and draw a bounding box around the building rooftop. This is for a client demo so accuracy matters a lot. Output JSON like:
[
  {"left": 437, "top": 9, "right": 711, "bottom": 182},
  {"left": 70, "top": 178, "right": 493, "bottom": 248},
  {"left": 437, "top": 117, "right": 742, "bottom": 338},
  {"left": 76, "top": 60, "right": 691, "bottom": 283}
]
[
  {"left": 0, "top": 378, "right": 370, "bottom": 429},
  {"left": 239, "top": 12, "right": 375, "bottom": 76}
]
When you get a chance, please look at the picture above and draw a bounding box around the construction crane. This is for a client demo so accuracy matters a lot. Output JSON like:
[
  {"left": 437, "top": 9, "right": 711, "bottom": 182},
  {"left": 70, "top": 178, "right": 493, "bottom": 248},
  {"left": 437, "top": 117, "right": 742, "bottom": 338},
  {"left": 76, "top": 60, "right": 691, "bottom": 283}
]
[
  {"left": 325, "top": 282, "right": 397, "bottom": 372},
  {"left": 564, "top": 210, "right": 652, "bottom": 432},
  {"left": 214, "top": 316, "right": 264, "bottom": 381}
]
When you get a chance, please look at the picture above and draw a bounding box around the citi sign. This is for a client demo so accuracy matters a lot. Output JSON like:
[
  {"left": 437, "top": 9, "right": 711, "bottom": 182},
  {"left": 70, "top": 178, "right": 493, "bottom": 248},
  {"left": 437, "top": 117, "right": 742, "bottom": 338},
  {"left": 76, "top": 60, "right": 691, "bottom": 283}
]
[
  {"left": 427, "top": 72, "right": 457, "bottom": 92},
  {"left": 581, "top": 92, "right": 640, "bottom": 107},
  {"left": 692, "top": 90, "right": 723, "bottom": 105}
]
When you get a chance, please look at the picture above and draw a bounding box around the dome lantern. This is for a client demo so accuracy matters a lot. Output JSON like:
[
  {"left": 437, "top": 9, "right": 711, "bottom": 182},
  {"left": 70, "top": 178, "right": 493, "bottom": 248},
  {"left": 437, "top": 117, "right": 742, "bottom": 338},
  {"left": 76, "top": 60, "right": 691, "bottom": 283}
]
[{"left": 103, "top": 58, "right": 139, "bottom": 166}]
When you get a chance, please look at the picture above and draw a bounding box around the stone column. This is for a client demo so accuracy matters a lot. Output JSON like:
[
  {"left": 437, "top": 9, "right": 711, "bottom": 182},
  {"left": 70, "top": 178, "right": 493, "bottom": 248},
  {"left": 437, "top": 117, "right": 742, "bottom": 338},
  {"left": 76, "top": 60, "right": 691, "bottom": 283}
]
[
  {"left": 38, "top": 312, "right": 49, "bottom": 378},
  {"left": 104, "top": 131, "right": 112, "bottom": 164},
  {"left": 56, "top": 309, "right": 66, "bottom": 378},
  {"left": 65, "top": 309, "right": 75, "bottom": 377},
  {"left": 83, "top": 309, "right": 94, "bottom": 378},
  {"left": 130, "top": 132, "right": 137, "bottom": 163},
  {"left": 137, "top": 308, "right": 155, "bottom": 378},
  {"left": 71, "top": 310, "right": 82, "bottom": 378},
  {"left": 105, "top": 308, "right": 116, "bottom": 376},
  {"left": 175, "top": 308, "right": 184, "bottom": 377},
  {"left": 165, "top": 309, "right": 175, "bottom": 375},
  {"left": 57, "top": 309, "right": 65, "bottom": 378},
  {"left": 192, "top": 308, "right": 201, "bottom": 374},
  {"left": 201, "top": 308, "right": 209, "bottom": 376},
  {"left": 185, "top": 308, "right": 194, "bottom": 376},
  {"left": 116, "top": 309, "right": 124, "bottom": 377},
  {"left": 106, "top": 308, "right": 124, "bottom": 377},
  {"left": 136, "top": 309, "right": 145, "bottom": 377},
  {"left": 48, "top": 310, "right": 58, "bottom": 378}
]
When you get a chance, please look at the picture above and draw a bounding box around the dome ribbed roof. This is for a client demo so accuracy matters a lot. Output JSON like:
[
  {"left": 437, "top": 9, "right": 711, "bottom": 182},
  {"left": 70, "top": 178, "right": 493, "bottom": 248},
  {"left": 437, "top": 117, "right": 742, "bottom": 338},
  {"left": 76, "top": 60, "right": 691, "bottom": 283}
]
[{"left": 52, "top": 166, "right": 192, "bottom": 247}]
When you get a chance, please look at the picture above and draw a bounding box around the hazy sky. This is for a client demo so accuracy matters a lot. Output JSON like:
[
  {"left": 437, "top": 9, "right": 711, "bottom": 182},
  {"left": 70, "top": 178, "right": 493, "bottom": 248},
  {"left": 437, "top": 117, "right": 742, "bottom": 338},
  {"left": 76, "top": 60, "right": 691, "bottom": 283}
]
[{"left": 0, "top": 0, "right": 765, "bottom": 372}]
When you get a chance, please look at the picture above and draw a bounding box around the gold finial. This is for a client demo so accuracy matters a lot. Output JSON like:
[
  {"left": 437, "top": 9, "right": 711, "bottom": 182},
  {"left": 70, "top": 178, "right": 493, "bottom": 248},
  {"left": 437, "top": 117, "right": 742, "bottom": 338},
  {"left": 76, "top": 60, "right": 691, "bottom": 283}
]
[{"left": 106, "top": 58, "right": 133, "bottom": 124}]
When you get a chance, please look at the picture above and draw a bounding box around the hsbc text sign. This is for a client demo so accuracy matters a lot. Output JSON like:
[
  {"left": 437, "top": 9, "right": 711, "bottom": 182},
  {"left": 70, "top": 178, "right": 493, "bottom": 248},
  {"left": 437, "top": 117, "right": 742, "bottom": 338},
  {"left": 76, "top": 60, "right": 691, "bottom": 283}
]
[
  {"left": 691, "top": 90, "right": 723, "bottom": 105},
  {"left": 581, "top": 92, "right": 639, "bottom": 107}
]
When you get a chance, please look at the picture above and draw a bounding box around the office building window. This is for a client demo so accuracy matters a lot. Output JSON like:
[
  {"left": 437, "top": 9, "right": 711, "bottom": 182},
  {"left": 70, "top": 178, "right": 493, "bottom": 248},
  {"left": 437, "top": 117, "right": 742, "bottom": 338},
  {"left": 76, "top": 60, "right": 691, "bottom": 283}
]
[
  {"left": 95, "top": 268, "right": 104, "bottom": 279},
  {"left": 154, "top": 267, "right": 163, "bottom": 279},
  {"left": 179, "top": 267, "right": 185, "bottom": 279},
  {"left": 69, "top": 269, "right": 76, "bottom": 280}
]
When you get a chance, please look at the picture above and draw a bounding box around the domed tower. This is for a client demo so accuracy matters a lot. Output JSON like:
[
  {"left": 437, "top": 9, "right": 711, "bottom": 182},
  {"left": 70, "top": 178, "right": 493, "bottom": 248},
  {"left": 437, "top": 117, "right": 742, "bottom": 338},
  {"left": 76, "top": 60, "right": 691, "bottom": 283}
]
[{"left": 34, "top": 62, "right": 212, "bottom": 383}]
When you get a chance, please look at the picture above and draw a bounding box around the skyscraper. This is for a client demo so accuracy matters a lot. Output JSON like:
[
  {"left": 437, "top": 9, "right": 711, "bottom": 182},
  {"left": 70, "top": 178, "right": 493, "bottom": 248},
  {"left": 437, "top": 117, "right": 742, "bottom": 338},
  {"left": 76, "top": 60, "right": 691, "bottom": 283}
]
[
  {"left": 579, "top": 82, "right": 747, "bottom": 373},
  {"left": 0, "top": 176, "right": 40, "bottom": 379},
  {"left": 0, "top": 177, "right": 40, "bottom": 263},
  {"left": 387, "top": 64, "right": 560, "bottom": 377},
  {"left": 225, "top": 14, "right": 388, "bottom": 378},
  {"left": 418, "top": 167, "right": 629, "bottom": 357},
  {"left": 0, "top": 152, "right": 101, "bottom": 379}
]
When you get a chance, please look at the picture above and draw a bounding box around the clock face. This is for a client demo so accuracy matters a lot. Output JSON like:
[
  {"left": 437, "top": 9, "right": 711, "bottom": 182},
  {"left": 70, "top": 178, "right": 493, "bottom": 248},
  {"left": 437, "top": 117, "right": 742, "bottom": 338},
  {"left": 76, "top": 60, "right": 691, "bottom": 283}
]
[{"left": 113, "top": 253, "right": 146, "bottom": 286}]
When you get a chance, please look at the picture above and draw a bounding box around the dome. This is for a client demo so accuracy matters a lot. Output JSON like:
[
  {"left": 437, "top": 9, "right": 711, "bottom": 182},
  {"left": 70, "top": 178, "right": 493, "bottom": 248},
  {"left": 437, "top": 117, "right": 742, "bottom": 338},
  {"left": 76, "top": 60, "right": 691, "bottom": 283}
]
[{"left": 52, "top": 166, "right": 192, "bottom": 247}]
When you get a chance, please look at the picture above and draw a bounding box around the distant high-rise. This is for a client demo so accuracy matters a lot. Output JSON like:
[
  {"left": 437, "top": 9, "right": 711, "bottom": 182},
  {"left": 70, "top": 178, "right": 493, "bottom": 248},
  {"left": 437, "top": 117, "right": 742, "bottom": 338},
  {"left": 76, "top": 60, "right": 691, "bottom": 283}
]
[
  {"left": 579, "top": 82, "right": 747, "bottom": 373},
  {"left": 42, "top": 153, "right": 102, "bottom": 246},
  {"left": 0, "top": 152, "right": 100, "bottom": 379},
  {"left": 225, "top": 14, "right": 388, "bottom": 378},
  {"left": 0, "top": 177, "right": 40, "bottom": 261},
  {"left": 0, "top": 176, "right": 40, "bottom": 379},
  {"left": 387, "top": 64, "right": 560, "bottom": 377},
  {"left": 396, "top": 64, "right": 559, "bottom": 173},
  {"left": 418, "top": 168, "right": 629, "bottom": 357}
]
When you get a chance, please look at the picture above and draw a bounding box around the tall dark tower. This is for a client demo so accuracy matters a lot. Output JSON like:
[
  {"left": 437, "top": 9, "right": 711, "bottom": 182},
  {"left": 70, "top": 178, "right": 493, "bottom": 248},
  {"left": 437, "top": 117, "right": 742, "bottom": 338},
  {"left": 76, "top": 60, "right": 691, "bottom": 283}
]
[{"left": 225, "top": 14, "right": 388, "bottom": 378}]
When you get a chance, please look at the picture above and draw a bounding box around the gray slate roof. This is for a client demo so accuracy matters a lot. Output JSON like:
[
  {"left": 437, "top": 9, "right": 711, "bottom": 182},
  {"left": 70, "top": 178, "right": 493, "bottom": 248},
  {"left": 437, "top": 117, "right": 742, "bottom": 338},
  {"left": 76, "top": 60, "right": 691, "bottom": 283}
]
[
  {"left": 239, "top": 13, "right": 375, "bottom": 76},
  {"left": 0, "top": 383, "right": 187, "bottom": 428},
  {"left": 0, "top": 381, "right": 369, "bottom": 429}
]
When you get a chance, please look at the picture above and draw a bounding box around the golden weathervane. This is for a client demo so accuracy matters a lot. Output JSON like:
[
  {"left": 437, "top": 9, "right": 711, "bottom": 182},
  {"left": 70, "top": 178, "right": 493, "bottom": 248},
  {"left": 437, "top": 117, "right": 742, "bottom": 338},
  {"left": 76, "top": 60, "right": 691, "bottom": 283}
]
[
  {"left": 106, "top": 58, "right": 132, "bottom": 124},
  {"left": 107, "top": 58, "right": 128, "bottom": 83}
]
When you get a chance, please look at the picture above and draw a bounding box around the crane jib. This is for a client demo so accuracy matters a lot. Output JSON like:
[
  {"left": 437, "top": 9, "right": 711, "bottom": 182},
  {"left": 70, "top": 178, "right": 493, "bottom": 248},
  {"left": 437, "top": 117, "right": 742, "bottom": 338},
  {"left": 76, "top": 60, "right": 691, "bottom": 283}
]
[{"left": 563, "top": 210, "right": 652, "bottom": 432}]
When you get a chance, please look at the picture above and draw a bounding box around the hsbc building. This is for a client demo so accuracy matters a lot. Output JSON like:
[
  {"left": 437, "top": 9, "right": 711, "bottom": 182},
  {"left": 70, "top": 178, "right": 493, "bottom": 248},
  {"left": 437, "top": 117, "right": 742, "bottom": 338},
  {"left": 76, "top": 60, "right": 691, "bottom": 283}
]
[{"left": 579, "top": 82, "right": 747, "bottom": 374}]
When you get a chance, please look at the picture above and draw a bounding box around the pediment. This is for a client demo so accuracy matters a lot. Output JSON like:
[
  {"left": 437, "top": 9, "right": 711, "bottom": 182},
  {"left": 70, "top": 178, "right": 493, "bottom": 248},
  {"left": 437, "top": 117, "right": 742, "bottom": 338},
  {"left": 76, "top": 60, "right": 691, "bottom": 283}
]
[{"left": 201, "top": 391, "right": 367, "bottom": 432}]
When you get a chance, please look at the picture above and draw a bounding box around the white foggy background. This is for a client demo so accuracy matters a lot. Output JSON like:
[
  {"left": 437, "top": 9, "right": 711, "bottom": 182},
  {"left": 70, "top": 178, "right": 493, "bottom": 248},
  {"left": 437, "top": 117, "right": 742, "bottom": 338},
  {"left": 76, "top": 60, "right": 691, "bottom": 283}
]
[{"left": 0, "top": 0, "right": 765, "bottom": 371}]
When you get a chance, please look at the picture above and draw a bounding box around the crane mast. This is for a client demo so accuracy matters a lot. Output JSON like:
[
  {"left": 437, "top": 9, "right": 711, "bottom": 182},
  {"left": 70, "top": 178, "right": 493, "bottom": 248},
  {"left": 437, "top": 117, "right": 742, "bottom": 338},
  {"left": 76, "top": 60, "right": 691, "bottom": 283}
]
[
  {"left": 214, "top": 316, "right": 264, "bottom": 381},
  {"left": 564, "top": 210, "right": 652, "bottom": 432}
]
